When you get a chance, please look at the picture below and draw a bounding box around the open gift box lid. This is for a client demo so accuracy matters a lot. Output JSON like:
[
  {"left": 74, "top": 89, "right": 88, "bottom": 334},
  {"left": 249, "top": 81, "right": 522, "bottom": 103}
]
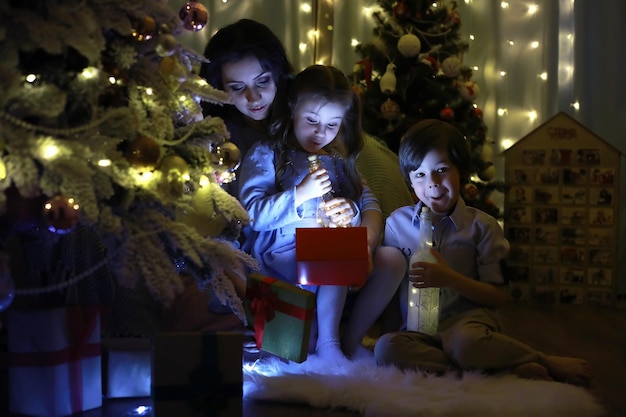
[{"left": 295, "top": 227, "right": 368, "bottom": 286}]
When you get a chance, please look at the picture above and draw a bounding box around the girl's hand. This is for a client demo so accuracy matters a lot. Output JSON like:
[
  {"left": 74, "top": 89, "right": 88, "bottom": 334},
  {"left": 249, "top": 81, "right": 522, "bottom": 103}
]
[
  {"left": 295, "top": 168, "right": 333, "bottom": 205},
  {"left": 321, "top": 197, "right": 355, "bottom": 227}
]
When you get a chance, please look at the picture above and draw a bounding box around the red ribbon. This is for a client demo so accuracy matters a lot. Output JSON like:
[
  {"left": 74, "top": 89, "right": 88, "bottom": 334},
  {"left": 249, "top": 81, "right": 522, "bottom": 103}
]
[
  {"left": 9, "top": 306, "right": 100, "bottom": 414},
  {"left": 246, "top": 277, "right": 313, "bottom": 349}
]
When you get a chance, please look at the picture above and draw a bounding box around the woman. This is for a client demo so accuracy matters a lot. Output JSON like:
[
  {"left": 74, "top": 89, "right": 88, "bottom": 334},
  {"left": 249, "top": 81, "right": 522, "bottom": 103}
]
[{"left": 200, "top": 19, "right": 292, "bottom": 197}]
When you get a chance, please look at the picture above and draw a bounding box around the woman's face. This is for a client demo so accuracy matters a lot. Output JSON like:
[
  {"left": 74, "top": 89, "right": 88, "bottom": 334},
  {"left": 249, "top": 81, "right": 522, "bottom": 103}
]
[
  {"left": 293, "top": 98, "right": 345, "bottom": 154},
  {"left": 221, "top": 55, "right": 277, "bottom": 121}
]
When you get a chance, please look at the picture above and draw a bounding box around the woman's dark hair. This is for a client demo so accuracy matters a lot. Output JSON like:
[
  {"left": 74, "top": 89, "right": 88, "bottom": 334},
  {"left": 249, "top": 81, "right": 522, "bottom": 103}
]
[
  {"left": 199, "top": 19, "right": 293, "bottom": 91},
  {"left": 398, "top": 119, "right": 471, "bottom": 186},
  {"left": 270, "top": 65, "right": 364, "bottom": 200}
]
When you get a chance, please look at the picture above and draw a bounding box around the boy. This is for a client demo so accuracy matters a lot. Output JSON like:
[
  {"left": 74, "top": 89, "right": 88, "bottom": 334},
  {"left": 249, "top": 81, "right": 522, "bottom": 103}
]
[{"left": 374, "top": 119, "right": 592, "bottom": 386}]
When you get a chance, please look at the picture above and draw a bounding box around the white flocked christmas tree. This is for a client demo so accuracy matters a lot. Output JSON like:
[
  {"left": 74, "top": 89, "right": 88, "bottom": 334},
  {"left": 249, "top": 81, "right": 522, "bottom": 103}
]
[{"left": 0, "top": 0, "right": 255, "bottom": 334}]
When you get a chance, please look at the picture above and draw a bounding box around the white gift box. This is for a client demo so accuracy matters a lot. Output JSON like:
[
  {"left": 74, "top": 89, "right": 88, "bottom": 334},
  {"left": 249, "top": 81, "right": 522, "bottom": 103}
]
[
  {"left": 7, "top": 306, "right": 102, "bottom": 417},
  {"left": 103, "top": 337, "right": 151, "bottom": 398}
]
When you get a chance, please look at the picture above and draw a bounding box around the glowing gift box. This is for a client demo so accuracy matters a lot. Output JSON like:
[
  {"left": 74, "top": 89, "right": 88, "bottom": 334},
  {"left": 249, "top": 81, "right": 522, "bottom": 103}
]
[
  {"left": 7, "top": 306, "right": 102, "bottom": 417},
  {"left": 245, "top": 273, "right": 315, "bottom": 363},
  {"left": 103, "top": 337, "right": 151, "bottom": 398},
  {"left": 295, "top": 227, "right": 368, "bottom": 286},
  {"left": 152, "top": 331, "right": 242, "bottom": 417}
]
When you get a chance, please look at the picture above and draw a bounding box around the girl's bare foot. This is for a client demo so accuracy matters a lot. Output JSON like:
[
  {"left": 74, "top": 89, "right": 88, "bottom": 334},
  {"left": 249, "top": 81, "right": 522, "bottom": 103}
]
[
  {"left": 512, "top": 362, "right": 553, "bottom": 381},
  {"left": 545, "top": 355, "right": 593, "bottom": 387}
]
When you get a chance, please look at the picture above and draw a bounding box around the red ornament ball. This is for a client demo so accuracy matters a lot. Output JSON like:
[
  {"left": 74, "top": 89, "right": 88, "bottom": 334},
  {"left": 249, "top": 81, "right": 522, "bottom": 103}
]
[
  {"left": 471, "top": 107, "right": 483, "bottom": 119},
  {"left": 43, "top": 195, "right": 80, "bottom": 234},
  {"left": 381, "top": 98, "right": 401, "bottom": 121},
  {"left": 440, "top": 107, "right": 455, "bottom": 121},
  {"left": 179, "top": 2, "right": 209, "bottom": 32},
  {"left": 393, "top": 1, "right": 410, "bottom": 21},
  {"left": 125, "top": 135, "right": 161, "bottom": 170}
]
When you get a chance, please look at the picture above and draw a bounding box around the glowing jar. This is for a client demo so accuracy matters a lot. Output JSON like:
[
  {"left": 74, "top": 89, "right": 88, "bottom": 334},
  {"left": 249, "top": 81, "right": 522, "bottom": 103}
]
[{"left": 407, "top": 206, "right": 440, "bottom": 334}]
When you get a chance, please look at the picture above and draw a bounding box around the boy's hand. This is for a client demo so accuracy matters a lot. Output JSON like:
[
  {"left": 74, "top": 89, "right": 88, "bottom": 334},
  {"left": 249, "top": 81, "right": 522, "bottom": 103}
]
[{"left": 408, "top": 249, "right": 448, "bottom": 288}]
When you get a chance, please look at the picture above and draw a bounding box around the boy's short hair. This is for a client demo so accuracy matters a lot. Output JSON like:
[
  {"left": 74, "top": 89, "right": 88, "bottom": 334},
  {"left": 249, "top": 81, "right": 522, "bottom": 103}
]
[{"left": 398, "top": 119, "right": 471, "bottom": 185}]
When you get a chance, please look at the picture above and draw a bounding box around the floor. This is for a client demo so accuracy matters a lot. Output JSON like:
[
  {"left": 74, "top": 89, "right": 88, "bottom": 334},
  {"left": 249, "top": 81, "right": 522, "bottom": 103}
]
[{"left": 2, "top": 302, "right": 625, "bottom": 417}]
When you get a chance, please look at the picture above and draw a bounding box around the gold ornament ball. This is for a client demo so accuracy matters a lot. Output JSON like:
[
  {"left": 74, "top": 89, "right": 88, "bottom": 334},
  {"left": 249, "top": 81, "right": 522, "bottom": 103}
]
[
  {"left": 159, "top": 155, "right": 189, "bottom": 178},
  {"left": 156, "top": 34, "right": 178, "bottom": 57},
  {"left": 132, "top": 16, "right": 156, "bottom": 41},
  {"left": 159, "top": 56, "right": 187, "bottom": 84},
  {"left": 43, "top": 195, "right": 80, "bottom": 234},
  {"left": 210, "top": 141, "right": 241, "bottom": 173},
  {"left": 179, "top": 1, "right": 209, "bottom": 32},
  {"left": 125, "top": 135, "right": 161, "bottom": 170}
]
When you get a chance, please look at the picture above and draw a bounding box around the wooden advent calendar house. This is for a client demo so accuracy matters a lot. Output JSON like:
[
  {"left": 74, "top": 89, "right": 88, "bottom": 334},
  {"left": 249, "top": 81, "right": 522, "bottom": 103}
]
[{"left": 502, "top": 112, "right": 621, "bottom": 307}]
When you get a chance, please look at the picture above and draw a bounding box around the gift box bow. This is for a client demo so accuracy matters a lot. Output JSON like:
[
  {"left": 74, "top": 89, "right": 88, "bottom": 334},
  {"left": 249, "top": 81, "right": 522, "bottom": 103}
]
[{"left": 247, "top": 277, "right": 313, "bottom": 349}]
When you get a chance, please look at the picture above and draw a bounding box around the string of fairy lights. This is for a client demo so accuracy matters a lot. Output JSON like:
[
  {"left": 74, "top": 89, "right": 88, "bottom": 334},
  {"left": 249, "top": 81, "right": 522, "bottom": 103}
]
[
  {"left": 461, "top": 0, "right": 578, "bottom": 155},
  {"left": 176, "top": 0, "right": 578, "bottom": 164}
]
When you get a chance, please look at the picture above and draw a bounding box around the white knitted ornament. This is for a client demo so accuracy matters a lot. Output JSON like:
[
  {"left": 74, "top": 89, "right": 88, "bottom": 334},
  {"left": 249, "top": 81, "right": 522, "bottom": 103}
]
[{"left": 397, "top": 33, "right": 421, "bottom": 57}]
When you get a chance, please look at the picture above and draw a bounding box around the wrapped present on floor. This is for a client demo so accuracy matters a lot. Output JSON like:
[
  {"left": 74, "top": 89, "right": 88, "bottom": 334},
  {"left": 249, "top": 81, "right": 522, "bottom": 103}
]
[
  {"left": 295, "top": 227, "right": 369, "bottom": 286},
  {"left": 152, "top": 331, "right": 242, "bottom": 417},
  {"left": 103, "top": 337, "right": 151, "bottom": 398},
  {"left": 245, "top": 273, "right": 315, "bottom": 363},
  {"left": 7, "top": 306, "right": 102, "bottom": 417}
]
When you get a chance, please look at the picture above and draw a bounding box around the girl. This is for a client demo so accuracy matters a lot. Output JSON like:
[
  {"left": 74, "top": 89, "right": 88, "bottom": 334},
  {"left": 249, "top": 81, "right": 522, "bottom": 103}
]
[{"left": 238, "top": 65, "right": 401, "bottom": 361}]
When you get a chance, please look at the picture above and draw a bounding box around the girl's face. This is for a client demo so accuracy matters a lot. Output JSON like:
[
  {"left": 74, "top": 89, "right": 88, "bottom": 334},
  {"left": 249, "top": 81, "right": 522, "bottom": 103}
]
[
  {"left": 292, "top": 98, "right": 345, "bottom": 153},
  {"left": 408, "top": 147, "right": 461, "bottom": 219},
  {"left": 221, "top": 55, "right": 277, "bottom": 121}
]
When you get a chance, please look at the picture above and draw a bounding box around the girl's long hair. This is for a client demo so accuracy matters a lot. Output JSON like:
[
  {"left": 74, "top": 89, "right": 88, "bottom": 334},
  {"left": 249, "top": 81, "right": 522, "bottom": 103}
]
[{"left": 270, "top": 65, "right": 364, "bottom": 200}]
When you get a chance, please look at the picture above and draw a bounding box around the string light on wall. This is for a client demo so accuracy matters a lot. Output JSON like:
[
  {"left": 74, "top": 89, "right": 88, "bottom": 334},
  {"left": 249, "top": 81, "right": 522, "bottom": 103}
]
[
  {"left": 527, "top": 4, "right": 539, "bottom": 15},
  {"left": 558, "top": 0, "right": 576, "bottom": 111}
]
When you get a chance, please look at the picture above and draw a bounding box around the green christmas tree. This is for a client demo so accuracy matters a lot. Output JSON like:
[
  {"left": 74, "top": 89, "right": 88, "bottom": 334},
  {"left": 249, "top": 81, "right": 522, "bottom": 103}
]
[
  {"left": 352, "top": 0, "right": 505, "bottom": 217},
  {"left": 0, "top": 0, "right": 254, "bottom": 334}
]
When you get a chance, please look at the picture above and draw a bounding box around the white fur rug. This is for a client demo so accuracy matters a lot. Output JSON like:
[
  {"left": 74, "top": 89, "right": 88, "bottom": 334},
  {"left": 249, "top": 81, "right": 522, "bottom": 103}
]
[{"left": 243, "top": 354, "right": 605, "bottom": 417}]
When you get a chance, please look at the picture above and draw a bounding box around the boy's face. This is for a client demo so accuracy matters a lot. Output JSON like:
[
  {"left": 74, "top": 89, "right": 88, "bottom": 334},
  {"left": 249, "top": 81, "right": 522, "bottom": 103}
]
[
  {"left": 292, "top": 98, "right": 344, "bottom": 153},
  {"left": 408, "top": 147, "right": 461, "bottom": 219},
  {"left": 221, "top": 55, "right": 277, "bottom": 121}
]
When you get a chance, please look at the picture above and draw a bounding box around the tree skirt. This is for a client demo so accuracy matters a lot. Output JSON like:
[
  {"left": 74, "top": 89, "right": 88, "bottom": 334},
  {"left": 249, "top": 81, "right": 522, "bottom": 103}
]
[{"left": 243, "top": 354, "right": 605, "bottom": 417}]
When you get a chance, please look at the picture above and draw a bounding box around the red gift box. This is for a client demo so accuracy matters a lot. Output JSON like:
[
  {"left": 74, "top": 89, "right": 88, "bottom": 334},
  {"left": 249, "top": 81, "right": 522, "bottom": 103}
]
[
  {"left": 296, "top": 227, "right": 368, "bottom": 286},
  {"left": 7, "top": 306, "right": 102, "bottom": 417}
]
